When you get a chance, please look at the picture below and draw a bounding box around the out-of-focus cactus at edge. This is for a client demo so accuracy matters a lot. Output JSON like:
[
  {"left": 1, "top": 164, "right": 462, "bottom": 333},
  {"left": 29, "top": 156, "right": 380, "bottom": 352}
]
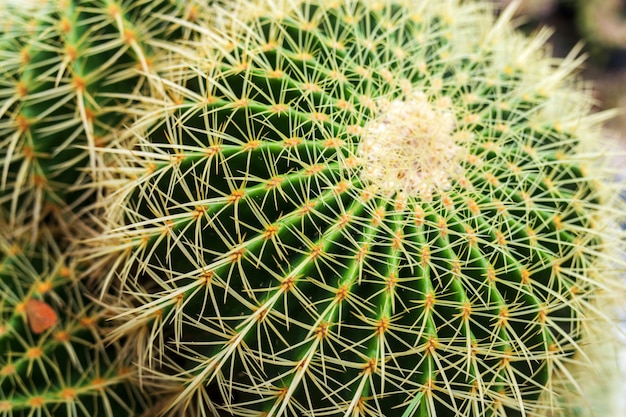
[
  {"left": 81, "top": 0, "right": 626, "bottom": 416},
  {"left": 0, "top": 0, "right": 201, "bottom": 233},
  {"left": 0, "top": 227, "right": 149, "bottom": 417}
]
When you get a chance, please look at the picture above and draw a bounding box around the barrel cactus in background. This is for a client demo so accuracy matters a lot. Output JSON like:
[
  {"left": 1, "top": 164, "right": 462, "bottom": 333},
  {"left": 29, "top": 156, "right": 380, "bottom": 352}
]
[
  {"left": 0, "top": 228, "right": 148, "bottom": 417},
  {"left": 0, "top": 0, "right": 202, "bottom": 233},
  {"left": 81, "top": 0, "right": 625, "bottom": 416}
]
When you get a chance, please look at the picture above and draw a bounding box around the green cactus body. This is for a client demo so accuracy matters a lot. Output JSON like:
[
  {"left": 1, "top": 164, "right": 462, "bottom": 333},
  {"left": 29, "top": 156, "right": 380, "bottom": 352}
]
[
  {"left": 0, "top": 230, "right": 147, "bottom": 417},
  {"left": 0, "top": 0, "right": 200, "bottom": 229},
  {"left": 89, "top": 0, "right": 623, "bottom": 416}
]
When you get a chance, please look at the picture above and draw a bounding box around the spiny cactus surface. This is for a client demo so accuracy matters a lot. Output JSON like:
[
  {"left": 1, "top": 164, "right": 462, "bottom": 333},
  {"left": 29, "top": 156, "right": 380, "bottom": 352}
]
[
  {"left": 0, "top": 0, "right": 201, "bottom": 231},
  {"left": 0, "top": 230, "right": 147, "bottom": 417},
  {"left": 88, "top": 0, "right": 623, "bottom": 416}
]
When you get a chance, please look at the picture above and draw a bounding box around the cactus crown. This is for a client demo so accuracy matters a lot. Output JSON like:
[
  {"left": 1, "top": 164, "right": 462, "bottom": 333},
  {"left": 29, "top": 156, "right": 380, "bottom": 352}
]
[{"left": 77, "top": 0, "right": 625, "bottom": 416}]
